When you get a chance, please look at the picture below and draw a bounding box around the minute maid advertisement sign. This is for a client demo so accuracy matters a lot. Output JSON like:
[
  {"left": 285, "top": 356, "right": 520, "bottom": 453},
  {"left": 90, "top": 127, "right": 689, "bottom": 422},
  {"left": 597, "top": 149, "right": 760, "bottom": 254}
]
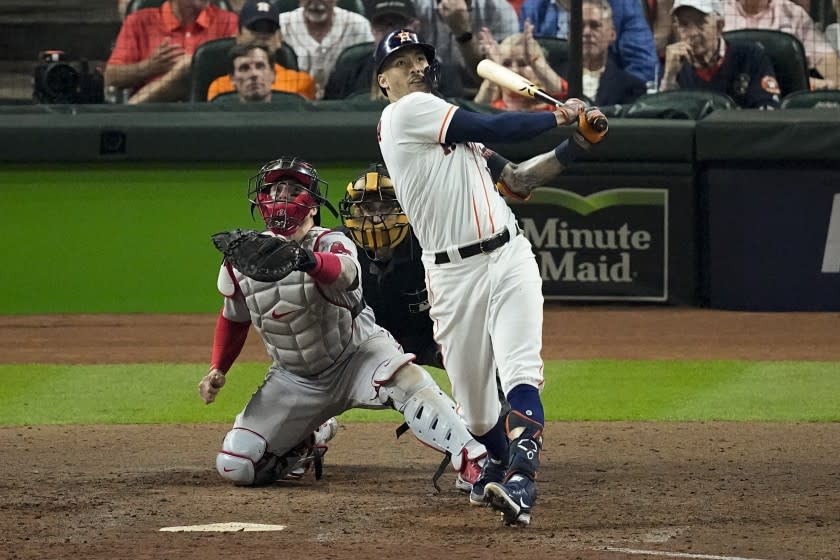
[{"left": 512, "top": 187, "right": 668, "bottom": 301}]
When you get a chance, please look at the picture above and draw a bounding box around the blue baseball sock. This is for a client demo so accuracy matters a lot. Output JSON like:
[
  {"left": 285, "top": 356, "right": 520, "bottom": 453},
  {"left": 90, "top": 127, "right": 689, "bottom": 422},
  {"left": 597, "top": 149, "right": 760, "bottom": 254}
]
[
  {"left": 471, "top": 416, "right": 508, "bottom": 461},
  {"left": 506, "top": 384, "right": 545, "bottom": 426}
]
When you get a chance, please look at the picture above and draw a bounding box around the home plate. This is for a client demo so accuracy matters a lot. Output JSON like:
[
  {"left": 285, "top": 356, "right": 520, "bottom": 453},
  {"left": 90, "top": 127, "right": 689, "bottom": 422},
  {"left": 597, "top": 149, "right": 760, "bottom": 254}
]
[{"left": 160, "top": 522, "right": 286, "bottom": 532}]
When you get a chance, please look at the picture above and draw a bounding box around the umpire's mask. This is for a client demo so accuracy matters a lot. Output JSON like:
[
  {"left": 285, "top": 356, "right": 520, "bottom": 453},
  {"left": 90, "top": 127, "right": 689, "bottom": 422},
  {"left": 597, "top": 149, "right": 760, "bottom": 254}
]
[{"left": 339, "top": 163, "right": 409, "bottom": 259}]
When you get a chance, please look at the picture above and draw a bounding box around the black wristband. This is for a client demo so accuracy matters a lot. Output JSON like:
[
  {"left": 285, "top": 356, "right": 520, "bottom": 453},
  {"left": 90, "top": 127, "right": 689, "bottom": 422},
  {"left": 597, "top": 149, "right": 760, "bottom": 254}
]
[
  {"left": 484, "top": 149, "right": 510, "bottom": 182},
  {"left": 554, "top": 133, "right": 590, "bottom": 167}
]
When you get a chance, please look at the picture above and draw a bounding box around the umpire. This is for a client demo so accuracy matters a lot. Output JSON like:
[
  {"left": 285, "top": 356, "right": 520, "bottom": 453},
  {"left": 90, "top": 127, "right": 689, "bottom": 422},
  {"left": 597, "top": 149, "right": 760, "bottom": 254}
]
[{"left": 339, "top": 164, "right": 442, "bottom": 368}]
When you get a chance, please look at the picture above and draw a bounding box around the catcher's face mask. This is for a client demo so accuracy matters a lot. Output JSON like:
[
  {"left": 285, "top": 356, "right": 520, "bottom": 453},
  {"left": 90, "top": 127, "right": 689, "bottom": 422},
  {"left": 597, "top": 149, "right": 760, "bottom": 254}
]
[
  {"left": 339, "top": 164, "right": 409, "bottom": 259},
  {"left": 248, "top": 157, "right": 337, "bottom": 236}
]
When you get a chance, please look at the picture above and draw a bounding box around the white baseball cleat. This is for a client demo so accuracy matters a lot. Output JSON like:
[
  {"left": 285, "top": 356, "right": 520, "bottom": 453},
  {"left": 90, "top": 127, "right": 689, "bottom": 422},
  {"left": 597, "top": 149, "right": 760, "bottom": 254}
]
[{"left": 314, "top": 417, "right": 339, "bottom": 446}]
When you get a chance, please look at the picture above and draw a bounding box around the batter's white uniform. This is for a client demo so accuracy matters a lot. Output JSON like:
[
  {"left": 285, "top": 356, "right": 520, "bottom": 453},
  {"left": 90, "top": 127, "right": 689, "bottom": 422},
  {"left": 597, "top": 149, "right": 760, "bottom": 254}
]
[{"left": 378, "top": 92, "right": 545, "bottom": 435}]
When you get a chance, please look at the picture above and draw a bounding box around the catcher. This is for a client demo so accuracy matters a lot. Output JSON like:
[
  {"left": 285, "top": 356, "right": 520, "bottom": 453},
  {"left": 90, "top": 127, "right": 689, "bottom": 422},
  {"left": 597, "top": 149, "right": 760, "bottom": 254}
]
[{"left": 199, "top": 156, "right": 486, "bottom": 489}]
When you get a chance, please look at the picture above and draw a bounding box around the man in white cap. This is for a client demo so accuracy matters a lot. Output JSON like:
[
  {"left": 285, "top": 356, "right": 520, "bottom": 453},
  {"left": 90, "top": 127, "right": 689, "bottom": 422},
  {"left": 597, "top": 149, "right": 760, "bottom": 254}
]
[{"left": 659, "top": 0, "right": 781, "bottom": 108}]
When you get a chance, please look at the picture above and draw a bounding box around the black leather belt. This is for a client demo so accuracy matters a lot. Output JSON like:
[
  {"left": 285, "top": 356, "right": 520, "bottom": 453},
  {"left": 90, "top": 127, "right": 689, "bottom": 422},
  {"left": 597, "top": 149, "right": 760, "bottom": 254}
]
[{"left": 434, "top": 228, "right": 513, "bottom": 264}]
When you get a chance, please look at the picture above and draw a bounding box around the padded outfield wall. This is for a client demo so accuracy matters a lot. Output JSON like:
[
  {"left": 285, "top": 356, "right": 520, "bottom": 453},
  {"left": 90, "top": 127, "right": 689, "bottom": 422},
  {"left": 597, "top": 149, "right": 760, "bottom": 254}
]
[{"left": 1, "top": 106, "right": 838, "bottom": 311}]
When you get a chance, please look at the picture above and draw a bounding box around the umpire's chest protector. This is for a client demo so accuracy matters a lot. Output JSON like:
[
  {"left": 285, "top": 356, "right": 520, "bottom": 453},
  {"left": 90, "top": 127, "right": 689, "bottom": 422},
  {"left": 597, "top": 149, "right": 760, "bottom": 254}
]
[{"left": 230, "top": 238, "right": 360, "bottom": 377}]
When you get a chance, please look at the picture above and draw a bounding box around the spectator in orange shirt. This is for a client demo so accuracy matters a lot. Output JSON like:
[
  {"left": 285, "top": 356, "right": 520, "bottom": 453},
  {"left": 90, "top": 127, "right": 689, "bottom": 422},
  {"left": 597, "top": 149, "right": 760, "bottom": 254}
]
[
  {"left": 105, "top": 0, "right": 238, "bottom": 103},
  {"left": 224, "top": 44, "right": 276, "bottom": 103},
  {"left": 207, "top": 0, "right": 317, "bottom": 101}
]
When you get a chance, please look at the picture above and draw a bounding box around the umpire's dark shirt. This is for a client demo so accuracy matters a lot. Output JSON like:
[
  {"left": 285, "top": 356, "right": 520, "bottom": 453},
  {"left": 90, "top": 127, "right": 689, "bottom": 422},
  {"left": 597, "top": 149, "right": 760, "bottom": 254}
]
[
  {"left": 676, "top": 41, "right": 781, "bottom": 109},
  {"left": 337, "top": 227, "right": 441, "bottom": 367}
]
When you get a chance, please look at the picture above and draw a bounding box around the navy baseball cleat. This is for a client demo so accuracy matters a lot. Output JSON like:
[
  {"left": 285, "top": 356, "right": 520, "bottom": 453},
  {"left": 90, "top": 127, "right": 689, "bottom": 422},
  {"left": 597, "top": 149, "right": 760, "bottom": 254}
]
[
  {"left": 469, "top": 457, "right": 507, "bottom": 506},
  {"left": 484, "top": 474, "right": 537, "bottom": 526}
]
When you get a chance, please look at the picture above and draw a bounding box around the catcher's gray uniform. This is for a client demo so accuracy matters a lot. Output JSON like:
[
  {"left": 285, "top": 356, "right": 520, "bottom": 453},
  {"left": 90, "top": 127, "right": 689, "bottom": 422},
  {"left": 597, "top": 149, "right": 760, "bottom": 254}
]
[{"left": 214, "top": 226, "right": 485, "bottom": 486}]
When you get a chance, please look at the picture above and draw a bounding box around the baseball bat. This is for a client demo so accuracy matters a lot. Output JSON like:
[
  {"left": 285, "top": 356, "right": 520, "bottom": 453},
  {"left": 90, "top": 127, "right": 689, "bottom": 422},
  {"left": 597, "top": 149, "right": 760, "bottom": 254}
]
[{"left": 476, "top": 59, "right": 608, "bottom": 133}]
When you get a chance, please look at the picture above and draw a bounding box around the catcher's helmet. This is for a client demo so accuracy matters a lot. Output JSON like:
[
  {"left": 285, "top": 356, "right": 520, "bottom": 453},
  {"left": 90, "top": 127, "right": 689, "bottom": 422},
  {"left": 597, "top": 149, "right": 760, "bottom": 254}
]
[
  {"left": 374, "top": 29, "right": 440, "bottom": 94},
  {"left": 248, "top": 156, "right": 337, "bottom": 236},
  {"left": 339, "top": 163, "right": 409, "bottom": 258}
]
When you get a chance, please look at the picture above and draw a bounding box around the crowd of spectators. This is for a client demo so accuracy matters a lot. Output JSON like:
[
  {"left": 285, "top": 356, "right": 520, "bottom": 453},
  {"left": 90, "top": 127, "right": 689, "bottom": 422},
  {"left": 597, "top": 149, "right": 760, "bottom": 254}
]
[{"left": 94, "top": 0, "right": 840, "bottom": 109}]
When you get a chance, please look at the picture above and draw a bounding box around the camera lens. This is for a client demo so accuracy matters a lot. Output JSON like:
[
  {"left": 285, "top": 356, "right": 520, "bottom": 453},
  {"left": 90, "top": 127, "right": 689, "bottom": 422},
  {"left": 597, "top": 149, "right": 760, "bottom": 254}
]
[{"left": 44, "top": 63, "right": 79, "bottom": 96}]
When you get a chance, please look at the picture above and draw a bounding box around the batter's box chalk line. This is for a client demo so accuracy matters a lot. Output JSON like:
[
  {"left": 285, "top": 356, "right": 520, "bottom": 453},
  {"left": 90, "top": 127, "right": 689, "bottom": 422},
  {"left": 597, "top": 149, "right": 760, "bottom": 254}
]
[
  {"left": 604, "top": 547, "right": 769, "bottom": 560},
  {"left": 159, "top": 522, "right": 287, "bottom": 532}
]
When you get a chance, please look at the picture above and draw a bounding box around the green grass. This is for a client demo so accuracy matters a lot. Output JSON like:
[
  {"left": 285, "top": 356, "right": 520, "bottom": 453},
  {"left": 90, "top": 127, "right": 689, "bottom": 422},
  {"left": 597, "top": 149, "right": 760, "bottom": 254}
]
[
  {"left": 1, "top": 360, "right": 838, "bottom": 426},
  {"left": 0, "top": 163, "right": 363, "bottom": 314}
]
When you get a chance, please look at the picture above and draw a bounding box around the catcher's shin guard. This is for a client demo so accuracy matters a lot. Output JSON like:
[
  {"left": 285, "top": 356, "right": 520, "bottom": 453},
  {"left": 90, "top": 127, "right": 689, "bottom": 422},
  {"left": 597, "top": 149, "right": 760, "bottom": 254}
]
[
  {"left": 216, "top": 418, "right": 338, "bottom": 486},
  {"left": 377, "top": 362, "right": 486, "bottom": 489},
  {"left": 216, "top": 428, "right": 281, "bottom": 486}
]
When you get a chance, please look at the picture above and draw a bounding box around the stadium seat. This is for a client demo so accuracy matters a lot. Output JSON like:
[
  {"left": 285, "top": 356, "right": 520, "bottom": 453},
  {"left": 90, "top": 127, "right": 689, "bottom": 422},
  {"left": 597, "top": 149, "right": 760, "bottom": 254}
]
[
  {"left": 125, "top": 0, "right": 231, "bottom": 14},
  {"left": 599, "top": 103, "right": 626, "bottom": 118},
  {"left": 189, "top": 38, "right": 299, "bottom": 102},
  {"left": 278, "top": 43, "right": 299, "bottom": 71},
  {"left": 338, "top": 0, "right": 367, "bottom": 15},
  {"left": 270, "top": 0, "right": 298, "bottom": 12},
  {"left": 334, "top": 41, "right": 375, "bottom": 70},
  {"left": 780, "top": 89, "right": 840, "bottom": 108},
  {"left": 722, "top": 29, "right": 809, "bottom": 97},
  {"left": 535, "top": 37, "right": 569, "bottom": 72},
  {"left": 623, "top": 90, "right": 736, "bottom": 119}
]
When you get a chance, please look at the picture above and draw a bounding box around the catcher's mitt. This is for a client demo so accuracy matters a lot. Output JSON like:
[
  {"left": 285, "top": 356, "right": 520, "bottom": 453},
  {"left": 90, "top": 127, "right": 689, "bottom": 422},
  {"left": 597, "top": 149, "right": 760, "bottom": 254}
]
[{"left": 212, "top": 229, "right": 316, "bottom": 282}]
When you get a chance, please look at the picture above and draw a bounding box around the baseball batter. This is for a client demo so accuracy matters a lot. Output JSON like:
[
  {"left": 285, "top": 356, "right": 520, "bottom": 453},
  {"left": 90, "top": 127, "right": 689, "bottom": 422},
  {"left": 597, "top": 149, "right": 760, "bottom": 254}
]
[
  {"left": 339, "top": 163, "right": 512, "bottom": 421},
  {"left": 198, "top": 156, "right": 485, "bottom": 489},
  {"left": 374, "top": 30, "right": 608, "bottom": 525}
]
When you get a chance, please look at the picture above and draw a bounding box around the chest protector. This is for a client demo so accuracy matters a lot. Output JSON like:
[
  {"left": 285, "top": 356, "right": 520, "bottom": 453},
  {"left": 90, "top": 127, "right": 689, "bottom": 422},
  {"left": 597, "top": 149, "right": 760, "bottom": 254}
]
[{"left": 223, "top": 228, "right": 366, "bottom": 377}]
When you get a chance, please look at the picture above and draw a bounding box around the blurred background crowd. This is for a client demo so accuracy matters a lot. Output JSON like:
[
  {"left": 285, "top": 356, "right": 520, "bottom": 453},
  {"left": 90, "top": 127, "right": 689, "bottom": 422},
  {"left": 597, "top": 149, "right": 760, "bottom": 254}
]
[{"left": 2, "top": 0, "right": 840, "bottom": 111}]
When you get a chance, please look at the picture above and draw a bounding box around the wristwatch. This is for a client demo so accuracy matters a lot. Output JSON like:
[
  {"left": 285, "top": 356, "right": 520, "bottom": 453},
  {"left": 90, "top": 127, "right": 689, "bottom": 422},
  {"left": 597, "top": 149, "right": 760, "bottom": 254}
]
[{"left": 455, "top": 31, "right": 473, "bottom": 43}]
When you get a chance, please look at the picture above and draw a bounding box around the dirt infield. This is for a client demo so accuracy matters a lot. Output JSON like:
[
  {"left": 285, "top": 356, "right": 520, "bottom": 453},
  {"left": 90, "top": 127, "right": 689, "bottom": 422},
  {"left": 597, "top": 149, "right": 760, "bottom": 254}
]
[{"left": 1, "top": 307, "right": 839, "bottom": 560}]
